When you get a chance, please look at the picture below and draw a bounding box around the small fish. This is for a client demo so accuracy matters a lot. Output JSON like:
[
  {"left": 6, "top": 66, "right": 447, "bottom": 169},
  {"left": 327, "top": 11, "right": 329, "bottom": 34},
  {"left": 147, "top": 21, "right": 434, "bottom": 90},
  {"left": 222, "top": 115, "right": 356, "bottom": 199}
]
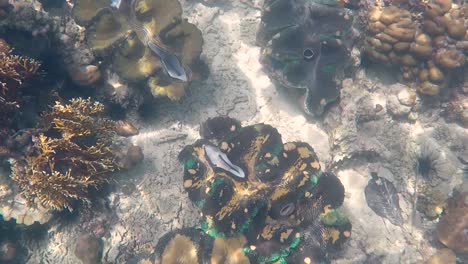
[
  {"left": 204, "top": 145, "right": 245, "bottom": 179},
  {"left": 147, "top": 40, "right": 189, "bottom": 82},
  {"left": 110, "top": 0, "right": 122, "bottom": 9},
  {"left": 124, "top": 0, "right": 190, "bottom": 82}
]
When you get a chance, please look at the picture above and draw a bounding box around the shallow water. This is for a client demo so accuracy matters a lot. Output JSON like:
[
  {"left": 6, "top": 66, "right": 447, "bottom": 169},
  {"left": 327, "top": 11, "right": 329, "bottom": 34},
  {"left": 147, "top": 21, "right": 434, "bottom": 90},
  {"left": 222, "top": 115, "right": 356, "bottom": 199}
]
[{"left": 0, "top": 0, "right": 467, "bottom": 264}]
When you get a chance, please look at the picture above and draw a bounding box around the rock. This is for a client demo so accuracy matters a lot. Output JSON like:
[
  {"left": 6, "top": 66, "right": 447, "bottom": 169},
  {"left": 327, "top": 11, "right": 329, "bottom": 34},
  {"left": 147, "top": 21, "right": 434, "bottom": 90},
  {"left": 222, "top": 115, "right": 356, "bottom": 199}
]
[
  {"left": 120, "top": 145, "right": 144, "bottom": 169},
  {"left": 0, "top": 241, "right": 17, "bottom": 262},
  {"left": 423, "top": 248, "right": 456, "bottom": 264},
  {"left": 387, "top": 94, "right": 412, "bottom": 116},
  {"left": 397, "top": 88, "right": 417, "bottom": 106},
  {"left": 461, "top": 109, "right": 468, "bottom": 127},
  {"left": 408, "top": 111, "right": 418, "bottom": 121},
  {"left": 115, "top": 121, "right": 139, "bottom": 137},
  {"left": 74, "top": 234, "right": 103, "bottom": 264},
  {"left": 67, "top": 64, "right": 101, "bottom": 86}
]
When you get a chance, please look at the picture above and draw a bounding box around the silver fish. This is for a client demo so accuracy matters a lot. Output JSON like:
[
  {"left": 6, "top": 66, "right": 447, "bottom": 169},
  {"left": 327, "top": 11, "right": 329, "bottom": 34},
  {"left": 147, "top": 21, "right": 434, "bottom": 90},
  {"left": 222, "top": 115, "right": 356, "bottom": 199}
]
[
  {"left": 127, "top": 0, "right": 189, "bottom": 82},
  {"left": 147, "top": 41, "right": 189, "bottom": 82},
  {"left": 204, "top": 145, "right": 245, "bottom": 179}
]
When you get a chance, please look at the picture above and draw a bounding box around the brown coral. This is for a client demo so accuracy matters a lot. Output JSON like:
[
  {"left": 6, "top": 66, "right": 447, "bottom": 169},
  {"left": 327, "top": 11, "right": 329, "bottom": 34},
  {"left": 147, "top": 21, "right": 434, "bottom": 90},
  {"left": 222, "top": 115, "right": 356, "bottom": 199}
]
[
  {"left": 10, "top": 98, "right": 120, "bottom": 211},
  {"left": 436, "top": 191, "right": 468, "bottom": 253},
  {"left": 0, "top": 39, "right": 41, "bottom": 154},
  {"left": 364, "top": 0, "right": 467, "bottom": 96}
]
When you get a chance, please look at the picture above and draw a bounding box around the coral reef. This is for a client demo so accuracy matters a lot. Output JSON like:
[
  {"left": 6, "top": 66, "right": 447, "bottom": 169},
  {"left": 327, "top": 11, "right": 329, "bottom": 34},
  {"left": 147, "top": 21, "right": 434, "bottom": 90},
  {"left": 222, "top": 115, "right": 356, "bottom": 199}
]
[
  {"left": 9, "top": 98, "right": 120, "bottom": 211},
  {"left": 0, "top": 38, "right": 41, "bottom": 159},
  {"left": 256, "top": 0, "right": 357, "bottom": 116},
  {"left": 364, "top": 0, "right": 467, "bottom": 95},
  {"left": 0, "top": 240, "right": 17, "bottom": 262},
  {"left": 0, "top": 0, "right": 102, "bottom": 89},
  {"left": 441, "top": 89, "right": 468, "bottom": 127},
  {"left": 74, "top": 233, "right": 103, "bottom": 264},
  {"left": 0, "top": 0, "right": 13, "bottom": 21},
  {"left": 156, "top": 117, "right": 351, "bottom": 263},
  {"left": 436, "top": 191, "right": 468, "bottom": 253},
  {"left": 72, "top": 0, "right": 204, "bottom": 100}
]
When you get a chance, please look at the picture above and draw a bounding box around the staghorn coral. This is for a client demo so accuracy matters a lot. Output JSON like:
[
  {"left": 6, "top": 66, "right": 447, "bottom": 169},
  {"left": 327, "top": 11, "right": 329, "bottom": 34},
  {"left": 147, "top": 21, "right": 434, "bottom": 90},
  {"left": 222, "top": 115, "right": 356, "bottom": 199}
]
[
  {"left": 364, "top": 0, "right": 467, "bottom": 95},
  {"left": 0, "top": 38, "right": 41, "bottom": 156},
  {"left": 156, "top": 117, "right": 351, "bottom": 263},
  {"left": 72, "top": 0, "right": 204, "bottom": 100},
  {"left": 9, "top": 98, "right": 120, "bottom": 211},
  {"left": 256, "top": 0, "right": 357, "bottom": 116}
]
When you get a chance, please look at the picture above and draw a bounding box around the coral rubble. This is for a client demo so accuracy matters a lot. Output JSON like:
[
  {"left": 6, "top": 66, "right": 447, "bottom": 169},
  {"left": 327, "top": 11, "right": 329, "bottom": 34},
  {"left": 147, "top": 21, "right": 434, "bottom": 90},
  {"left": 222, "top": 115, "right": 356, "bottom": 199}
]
[
  {"left": 9, "top": 98, "right": 120, "bottom": 211},
  {"left": 257, "top": 0, "right": 357, "bottom": 116},
  {"left": 364, "top": 0, "right": 467, "bottom": 95},
  {"left": 156, "top": 117, "right": 351, "bottom": 263},
  {"left": 72, "top": 0, "right": 204, "bottom": 100}
]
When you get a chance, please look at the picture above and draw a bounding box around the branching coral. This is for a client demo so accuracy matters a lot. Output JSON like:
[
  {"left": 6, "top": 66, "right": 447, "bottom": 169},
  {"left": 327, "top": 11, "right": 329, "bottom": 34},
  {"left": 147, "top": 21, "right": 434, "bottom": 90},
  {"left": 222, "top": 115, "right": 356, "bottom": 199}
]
[
  {"left": 364, "top": 0, "right": 467, "bottom": 95},
  {"left": 9, "top": 98, "right": 120, "bottom": 211},
  {"left": 0, "top": 38, "right": 41, "bottom": 154},
  {"left": 156, "top": 117, "right": 351, "bottom": 263},
  {"left": 0, "top": 39, "right": 41, "bottom": 107}
]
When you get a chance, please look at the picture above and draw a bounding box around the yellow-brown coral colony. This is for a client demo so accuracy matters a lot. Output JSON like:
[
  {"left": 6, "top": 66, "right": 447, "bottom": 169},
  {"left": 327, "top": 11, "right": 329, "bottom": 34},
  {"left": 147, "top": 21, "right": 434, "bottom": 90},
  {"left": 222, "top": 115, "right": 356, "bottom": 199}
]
[
  {"left": 0, "top": 39, "right": 41, "bottom": 157},
  {"left": 364, "top": 0, "right": 467, "bottom": 95},
  {"left": 10, "top": 98, "right": 120, "bottom": 211}
]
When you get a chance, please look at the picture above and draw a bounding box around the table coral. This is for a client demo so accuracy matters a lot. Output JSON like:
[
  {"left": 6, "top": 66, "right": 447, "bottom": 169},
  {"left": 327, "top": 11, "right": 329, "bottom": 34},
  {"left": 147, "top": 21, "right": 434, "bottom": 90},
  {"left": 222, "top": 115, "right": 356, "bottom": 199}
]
[
  {"left": 256, "top": 0, "right": 357, "bottom": 116},
  {"left": 9, "top": 98, "right": 120, "bottom": 211},
  {"left": 364, "top": 0, "right": 467, "bottom": 95},
  {"left": 155, "top": 117, "right": 351, "bottom": 263},
  {"left": 72, "top": 0, "right": 204, "bottom": 100}
]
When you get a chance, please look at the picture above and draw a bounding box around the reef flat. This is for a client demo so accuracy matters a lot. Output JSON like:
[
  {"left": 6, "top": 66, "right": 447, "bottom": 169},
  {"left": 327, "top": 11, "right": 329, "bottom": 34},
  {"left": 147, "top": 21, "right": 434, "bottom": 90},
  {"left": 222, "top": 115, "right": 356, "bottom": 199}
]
[{"left": 0, "top": 1, "right": 466, "bottom": 264}]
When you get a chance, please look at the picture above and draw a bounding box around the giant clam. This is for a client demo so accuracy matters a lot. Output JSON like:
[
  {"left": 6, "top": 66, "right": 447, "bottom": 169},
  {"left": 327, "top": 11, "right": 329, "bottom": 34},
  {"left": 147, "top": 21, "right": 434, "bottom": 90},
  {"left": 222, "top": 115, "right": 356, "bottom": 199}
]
[
  {"left": 155, "top": 117, "right": 351, "bottom": 263},
  {"left": 257, "top": 0, "right": 357, "bottom": 116}
]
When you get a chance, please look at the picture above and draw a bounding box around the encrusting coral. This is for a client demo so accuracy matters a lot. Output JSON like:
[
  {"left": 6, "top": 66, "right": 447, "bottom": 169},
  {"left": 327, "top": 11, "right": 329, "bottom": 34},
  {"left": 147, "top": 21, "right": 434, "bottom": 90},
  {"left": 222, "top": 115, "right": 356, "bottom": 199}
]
[
  {"left": 364, "top": 0, "right": 467, "bottom": 95},
  {"left": 9, "top": 98, "right": 120, "bottom": 211},
  {"left": 436, "top": 191, "right": 468, "bottom": 253},
  {"left": 155, "top": 117, "right": 351, "bottom": 264},
  {"left": 72, "top": 0, "right": 204, "bottom": 100}
]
